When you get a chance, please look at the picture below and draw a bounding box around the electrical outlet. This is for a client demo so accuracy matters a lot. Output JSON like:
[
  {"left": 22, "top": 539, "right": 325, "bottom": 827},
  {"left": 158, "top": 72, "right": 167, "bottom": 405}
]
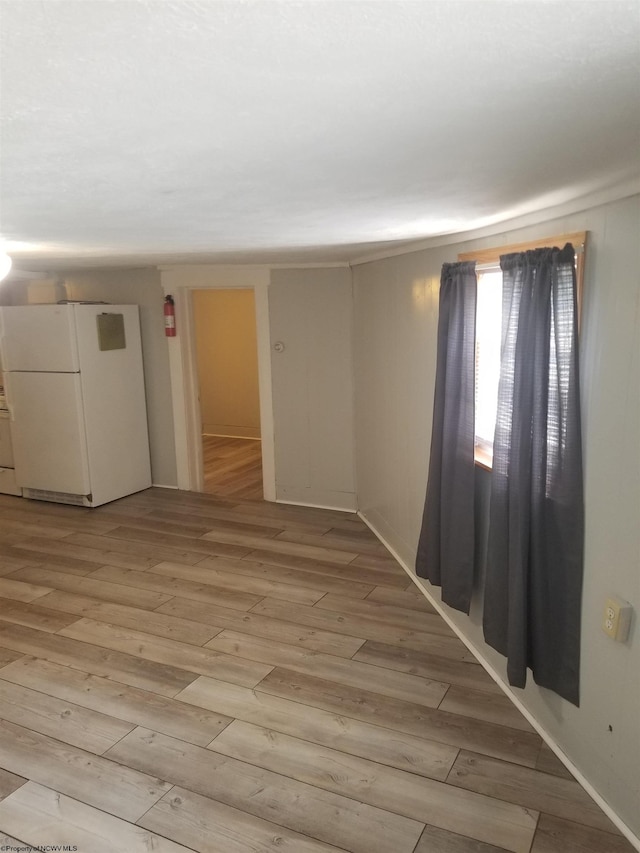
[{"left": 602, "top": 596, "right": 632, "bottom": 642}]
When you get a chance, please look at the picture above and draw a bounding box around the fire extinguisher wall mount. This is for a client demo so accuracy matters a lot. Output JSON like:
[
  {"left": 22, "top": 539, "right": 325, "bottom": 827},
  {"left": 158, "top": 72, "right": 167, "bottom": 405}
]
[{"left": 164, "top": 294, "right": 176, "bottom": 337}]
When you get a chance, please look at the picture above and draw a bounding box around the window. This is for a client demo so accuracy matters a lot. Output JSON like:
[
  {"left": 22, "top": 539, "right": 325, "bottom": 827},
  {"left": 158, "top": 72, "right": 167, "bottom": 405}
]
[
  {"left": 459, "top": 231, "right": 586, "bottom": 468},
  {"left": 474, "top": 267, "right": 502, "bottom": 466}
]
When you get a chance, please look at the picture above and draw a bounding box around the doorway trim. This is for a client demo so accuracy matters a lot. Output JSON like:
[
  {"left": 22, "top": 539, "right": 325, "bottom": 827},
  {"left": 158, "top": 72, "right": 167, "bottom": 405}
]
[{"left": 159, "top": 265, "right": 275, "bottom": 500}]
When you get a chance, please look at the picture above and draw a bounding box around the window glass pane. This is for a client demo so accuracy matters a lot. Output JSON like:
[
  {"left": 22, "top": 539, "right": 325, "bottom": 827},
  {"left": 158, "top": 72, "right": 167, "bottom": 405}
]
[{"left": 475, "top": 270, "right": 502, "bottom": 454}]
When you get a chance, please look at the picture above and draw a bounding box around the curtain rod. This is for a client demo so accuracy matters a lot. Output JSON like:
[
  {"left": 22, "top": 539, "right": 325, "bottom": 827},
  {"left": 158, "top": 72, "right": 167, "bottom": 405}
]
[{"left": 473, "top": 243, "right": 584, "bottom": 272}]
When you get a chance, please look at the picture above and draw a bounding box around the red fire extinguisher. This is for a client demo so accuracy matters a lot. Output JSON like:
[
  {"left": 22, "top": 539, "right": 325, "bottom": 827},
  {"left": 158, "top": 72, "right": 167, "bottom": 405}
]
[{"left": 164, "top": 294, "right": 176, "bottom": 337}]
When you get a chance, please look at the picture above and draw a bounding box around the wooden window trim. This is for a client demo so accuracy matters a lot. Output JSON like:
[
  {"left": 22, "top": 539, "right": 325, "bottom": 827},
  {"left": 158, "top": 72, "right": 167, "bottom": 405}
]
[
  {"left": 459, "top": 231, "right": 587, "bottom": 325},
  {"left": 474, "top": 443, "right": 493, "bottom": 472},
  {"left": 461, "top": 232, "right": 587, "bottom": 469}
]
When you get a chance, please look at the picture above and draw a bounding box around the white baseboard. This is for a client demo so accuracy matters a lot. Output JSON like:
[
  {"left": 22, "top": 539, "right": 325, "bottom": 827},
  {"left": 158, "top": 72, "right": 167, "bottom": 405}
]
[
  {"left": 202, "top": 427, "right": 261, "bottom": 440},
  {"left": 357, "top": 509, "right": 640, "bottom": 852},
  {"left": 274, "top": 485, "right": 357, "bottom": 512},
  {"left": 276, "top": 498, "right": 357, "bottom": 513},
  {"left": 151, "top": 483, "right": 179, "bottom": 490}
]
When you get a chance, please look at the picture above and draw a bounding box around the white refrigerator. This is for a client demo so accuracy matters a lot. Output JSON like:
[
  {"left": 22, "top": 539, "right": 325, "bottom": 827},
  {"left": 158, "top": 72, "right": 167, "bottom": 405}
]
[{"left": 0, "top": 303, "right": 152, "bottom": 507}]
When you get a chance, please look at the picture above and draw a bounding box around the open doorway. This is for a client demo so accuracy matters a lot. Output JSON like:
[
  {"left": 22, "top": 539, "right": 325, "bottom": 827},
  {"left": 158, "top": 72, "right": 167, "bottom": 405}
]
[{"left": 192, "top": 288, "right": 263, "bottom": 500}]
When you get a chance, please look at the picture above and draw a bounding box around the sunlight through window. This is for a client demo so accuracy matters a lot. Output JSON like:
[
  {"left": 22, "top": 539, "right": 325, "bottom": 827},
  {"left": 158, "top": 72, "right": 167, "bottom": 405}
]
[{"left": 475, "top": 269, "right": 502, "bottom": 464}]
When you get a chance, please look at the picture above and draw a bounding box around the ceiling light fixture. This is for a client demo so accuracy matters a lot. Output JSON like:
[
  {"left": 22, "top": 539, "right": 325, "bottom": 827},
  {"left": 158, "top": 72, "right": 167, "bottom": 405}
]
[{"left": 0, "top": 253, "right": 12, "bottom": 281}]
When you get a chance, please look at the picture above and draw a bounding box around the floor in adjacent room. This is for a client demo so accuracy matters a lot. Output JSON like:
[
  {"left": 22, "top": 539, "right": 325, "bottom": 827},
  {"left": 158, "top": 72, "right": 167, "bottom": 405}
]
[
  {"left": 201, "top": 435, "right": 263, "bottom": 500},
  {"left": 0, "top": 483, "right": 634, "bottom": 852}
]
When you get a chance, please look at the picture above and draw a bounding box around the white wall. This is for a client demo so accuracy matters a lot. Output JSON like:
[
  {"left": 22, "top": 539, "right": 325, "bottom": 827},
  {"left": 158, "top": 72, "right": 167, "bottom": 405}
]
[
  {"left": 352, "top": 194, "right": 640, "bottom": 840},
  {"left": 269, "top": 267, "right": 356, "bottom": 510},
  {"left": 0, "top": 268, "right": 178, "bottom": 489},
  {"left": 158, "top": 264, "right": 355, "bottom": 509}
]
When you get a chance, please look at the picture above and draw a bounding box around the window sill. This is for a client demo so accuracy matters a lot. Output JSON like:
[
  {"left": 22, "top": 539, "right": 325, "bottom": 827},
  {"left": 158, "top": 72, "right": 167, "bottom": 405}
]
[{"left": 474, "top": 446, "right": 493, "bottom": 471}]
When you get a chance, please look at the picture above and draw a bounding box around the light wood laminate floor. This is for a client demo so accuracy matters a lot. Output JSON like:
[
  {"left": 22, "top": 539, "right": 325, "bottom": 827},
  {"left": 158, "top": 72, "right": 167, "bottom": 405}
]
[
  {"left": 202, "top": 436, "right": 263, "bottom": 500},
  {"left": 0, "top": 487, "right": 634, "bottom": 853}
]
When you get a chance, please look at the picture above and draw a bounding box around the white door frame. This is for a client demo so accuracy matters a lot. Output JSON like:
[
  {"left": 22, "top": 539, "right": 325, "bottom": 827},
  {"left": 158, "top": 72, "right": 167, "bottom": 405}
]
[{"left": 160, "top": 265, "right": 275, "bottom": 500}]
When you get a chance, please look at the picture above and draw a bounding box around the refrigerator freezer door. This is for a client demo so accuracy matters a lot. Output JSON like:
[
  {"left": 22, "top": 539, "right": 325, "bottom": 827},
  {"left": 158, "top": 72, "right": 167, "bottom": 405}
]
[
  {"left": 74, "top": 304, "right": 151, "bottom": 505},
  {"left": 0, "top": 305, "right": 79, "bottom": 372},
  {"left": 7, "top": 371, "right": 91, "bottom": 495}
]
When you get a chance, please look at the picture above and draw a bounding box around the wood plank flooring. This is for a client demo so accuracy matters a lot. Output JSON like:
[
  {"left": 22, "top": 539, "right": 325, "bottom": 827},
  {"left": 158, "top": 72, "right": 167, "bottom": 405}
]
[
  {"left": 0, "top": 487, "right": 634, "bottom": 853},
  {"left": 202, "top": 435, "right": 263, "bottom": 499}
]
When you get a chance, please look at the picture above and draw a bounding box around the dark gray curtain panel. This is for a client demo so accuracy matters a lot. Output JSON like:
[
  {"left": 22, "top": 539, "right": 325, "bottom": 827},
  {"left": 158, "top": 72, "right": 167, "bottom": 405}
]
[
  {"left": 416, "top": 261, "right": 477, "bottom": 613},
  {"left": 483, "top": 245, "right": 584, "bottom": 706}
]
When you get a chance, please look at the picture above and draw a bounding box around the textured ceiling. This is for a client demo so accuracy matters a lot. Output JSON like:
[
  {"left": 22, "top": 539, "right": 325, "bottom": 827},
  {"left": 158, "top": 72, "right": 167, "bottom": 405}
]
[{"left": 1, "top": 0, "right": 639, "bottom": 271}]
